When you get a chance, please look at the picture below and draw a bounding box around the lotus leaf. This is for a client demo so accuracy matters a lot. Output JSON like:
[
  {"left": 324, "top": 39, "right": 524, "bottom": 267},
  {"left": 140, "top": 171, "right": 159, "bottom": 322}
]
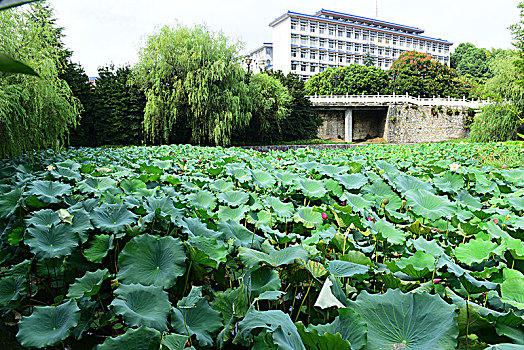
[
  {"left": 295, "top": 207, "right": 323, "bottom": 228},
  {"left": 84, "top": 234, "right": 114, "bottom": 263},
  {"left": 350, "top": 289, "right": 458, "bottom": 350},
  {"left": 328, "top": 260, "right": 369, "bottom": 278},
  {"left": 239, "top": 245, "right": 308, "bottom": 267},
  {"left": 111, "top": 283, "right": 170, "bottom": 330},
  {"left": 118, "top": 234, "right": 185, "bottom": 288},
  {"left": 27, "top": 180, "right": 72, "bottom": 204},
  {"left": 405, "top": 189, "right": 455, "bottom": 221},
  {"left": 455, "top": 238, "right": 498, "bottom": 265},
  {"left": 217, "top": 190, "right": 249, "bottom": 207},
  {"left": 0, "top": 188, "right": 21, "bottom": 218},
  {"left": 501, "top": 277, "right": 524, "bottom": 310},
  {"left": 78, "top": 176, "right": 117, "bottom": 193},
  {"left": 297, "top": 179, "right": 327, "bottom": 198},
  {"left": 186, "top": 235, "right": 228, "bottom": 268},
  {"left": 67, "top": 268, "right": 110, "bottom": 299},
  {"left": 16, "top": 300, "right": 80, "bottom": 348},
  {"left": 26, "top": 223, "right": 79, "bottom": 259},
  {"left": 96, "top": 325, "right": 161, "bottom": 350},
  {"left": 91, "top": 203, "right": 137, "bottom": 234},
  {"left": 336, "top": 173, "right": 368, "bottom": 191}
]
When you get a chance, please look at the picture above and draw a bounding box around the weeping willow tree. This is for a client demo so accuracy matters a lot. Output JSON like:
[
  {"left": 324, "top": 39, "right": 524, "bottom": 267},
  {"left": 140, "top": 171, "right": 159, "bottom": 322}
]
[
  {"left": 133, "top": 24, "right": 252, "bottom": 146},
  {"left": 0, "top": 3, "right": 81, "bottom": 158}
]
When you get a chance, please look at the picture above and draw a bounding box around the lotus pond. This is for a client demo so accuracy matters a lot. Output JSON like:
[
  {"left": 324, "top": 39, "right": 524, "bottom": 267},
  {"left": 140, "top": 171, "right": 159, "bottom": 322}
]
[{"left": 0, "top": 143, "right": 523, "bottom": 350}]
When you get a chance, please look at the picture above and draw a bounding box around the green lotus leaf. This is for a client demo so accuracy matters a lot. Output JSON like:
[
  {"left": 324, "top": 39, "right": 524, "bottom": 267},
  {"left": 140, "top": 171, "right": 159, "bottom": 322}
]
[
  {"left": 70, "top": 209, "right": 94, "bottom": 243},
  {"left": 304, "top": 308, "right": 367, "bottom": 350},
  {"left": 144, "top": 197, "right": 184, "bottom": 223},
  {"left": 296, "top": 322, "right": 351, "bottom": 350},
  {"left": 459, "top": 273, "right": 498, "bottom": 295},
  {"left": 412, "top": 236, "right": 445, "bottom": 257},
  {"left": 213, "top": 286, "right": 250, "bottom": 347},
  {"left": 455, "top": 238, "right": 498, "bottom": 265},
  {"left": 336, "top": 173, "right": 368, "bottom": 191},
  {"left": 495, "top": 323, "right": 524, "bottom": 346},
  {"left": 229, "top": 167, "right": 252, "bottom": 183},
  {"left": 0, "top": 276, "right": 24, "bottom": 306},
  {"left": 111, "top": 283, "right": 170, "bottom": 330},
  {"left": 67, "top": 268, "right": 110, "bottom": 299},
  {"left": 503, "top": 237, "right": 524, "bottom": 259},
  {"left": 363, "top": 180, "right": 402, "bottom": 210},
  {"left": 209, "top": 179, "right": 235, "bottom": 192},
  {"left": 325, "top": 178, "right": 344, "bottom": 197},
  {"left": 217, "top": 190, "right": 249, "bottom": 207},
  {"left": 218, "top": 219, "right": 264, "bottom": 249},
  {"left": 392, "top": 175, "right": 434, "bottom": 193},
  {"left": 390, "top": 251, "right": 435, "bottom": 279},
  {"left": 433, "top": 171, "right": 465, "bottom": 193},
  {"left": 218, "top": 205, "right": 248, "bottom": 221},
  {"left": 0, "top": 188, "right": 21, "bottom": 218},
  {"left": 294, "top": 207, "right": 323, "bottom": 228},
  {"left": 239, "top": 245, "right": 308, "bottom": 267},
  {"left": 26, "top": 223, "right": 79, "bottom": 259},
  {"left": 180, "top": 217, "right": 223, "bottom": 240},
  {"left": 120, "top": 178, "right": 147, "bottom": 194},
  {"left": 350, "top": 289, "right": 458, "bottom": 350},
  {"left": 297, "top": 179, "right": 327, "bottom": 199},
  {"left": 171, "top": 287, "right": 223, "bottom": 347},
  {"left": 188, "top": 190, "right": 217, "bottom": 210},
  {"left": 161, "top": 333, "right": 189, "bottom": 350},
  {"left": 235, "top": 309, "right": 305, "bottom": 350},
  {"left": 298, "top": 259, "right": 328, "bottom": 278},
  {"left": 251, "top": 170, "right": 276, "bottom": 188},
  {"left": 84, "top": 234, "right": 114, "bottom": 263},
  {"left": 91, "top": 203, "right": 137, "bottom": 234},
  {"left": 16, "top": 300, "right": 80, "bottom": 348},
  {"left": 501, "top": 277, "right": 524, "bottom": 310},
  {"left": 315, "top": 278, "right": 346, "bottom": 309},
  {"left": 50, "top": 165, "right": 82, "bottom": 182},
  {"left": 243, "top": 266, "right": 282, "bottom": 297},
  {"left": 186, "top": 235, "right": 228, "bottom": 268},
  {"left": 246, "top": 210, "right": 273, "bottom": 227},
  {"left": 484, "top": 345, "right": 524, "bottom": 350},
  {"left": 274, "top": 171, "right": 297, "bottom": 185},
  {"left": 405, "top": 189, "right": 455, "bottom": 221},
  {"left": 341, "top": 193, "right": 374, "bottom": 212},
  {"left": 318, "top": 164, "right": 350, "bottom": 177},
  {"left": 96, "top": 325, "right": 161, "bottom": 350},
  {"left": 26, "top": 208, "right": 60, "bottom": 228},
  {"left": 27, "top": 180, "right": 72, "bottom": 204},
  {"left": 328, "top": 260, "right": 369, "bottom": 278},
  {"left": 118, "top": 233, "right": 186, "bottom": 288},
  {"left": 509, "top": 196, "right": 524, "bottom": 211},
  {"left": 78, "top": 176, "right": 117, "bottom": 194},
  {"left": 373, "top": 218, "right": 409, "bottom": 245},
  {"left": 456, "top": 190, "right": 483, "bottom": 210}
]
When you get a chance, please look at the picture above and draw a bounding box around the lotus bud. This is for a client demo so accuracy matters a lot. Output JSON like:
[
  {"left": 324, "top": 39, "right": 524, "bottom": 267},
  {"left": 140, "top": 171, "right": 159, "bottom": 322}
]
[{"left": 382, "top": 198, "right": 389, "bottom": 205}]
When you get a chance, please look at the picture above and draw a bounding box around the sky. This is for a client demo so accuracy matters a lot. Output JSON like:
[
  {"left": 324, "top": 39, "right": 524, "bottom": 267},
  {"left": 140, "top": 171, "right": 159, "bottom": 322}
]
[{"left": 48, "top": 0, "right": 523, "bottom": 77}]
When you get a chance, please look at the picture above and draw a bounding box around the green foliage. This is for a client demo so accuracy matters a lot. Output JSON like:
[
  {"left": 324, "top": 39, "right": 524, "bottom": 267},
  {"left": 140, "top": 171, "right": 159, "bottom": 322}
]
[
  {"left": 0, "top": 3, "right": 81, "bottom": 157},
  {"left": 451, "top": 43, "right": 495, "bottom": 83},
  {"left": 133, "top": 23, "right": 252, "bottom": 146},
  {"left": 389, "top": 51, "right": 473, "bottom": 98},
  {"left": 1, "top": 142, "right": 523, "bottom": 348},
  {"left": 305, "top": 64, "right": 389, "bottom": 96}
]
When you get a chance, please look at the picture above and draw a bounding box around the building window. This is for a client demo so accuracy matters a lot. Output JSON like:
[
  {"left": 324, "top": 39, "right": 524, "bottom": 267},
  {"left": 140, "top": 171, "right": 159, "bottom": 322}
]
[
  {"left": 339, "top": 56, "right": 343, "bottom": 63},
  {"left": 329, "top": 28, "right": 334, "bottom": 36},
  {"left": 319, "top": 27, "right": 325, "bottom": 34},
  {"left": 266, "top": 48, "right": 272, "bottom": 55},
  {"left": 320, "top": 40, "right": 326, "bottom": 48},
  {"left": 310, "top": 26, "right": 316, "bottom": 33},
  {"left": 378, "top": 49, "right": 383, "bottom": 55},
  {"left": 291, "top": 22, "right": 297, "bottom": 30},
  {"left": 346, "top": 31, "right": 351, "bottom": 38},
  {"left": 291, "top": 50, "right": 297, "bottom": 58},
  {"left": 346, "top": 56, "right": 351, "bottom": 63},
  {"left": 355, "top": 45, "right": 360, "bottom": 52},
  {"left": 338, "top": 30, "right": 343, "bottom": 37},
  {"left": 346, "top": 43, "right": 351, "bottom": 51},
  {"left": 310, "top": 52, "right": 316, "bottom": 59},
  {"left": 354, "top": 33, "right": 360, "bottom": 39},
  {"left": 320, "top": 54, "right": 326, "bottom": 61},
  {"left": 363, "top": 34, "right": 368, "bottom": 40},
  {"left": 329, "top": 55, "right": 334, "bottom": 62},
  {"left": 355, "top": 58, "right": 360, "bottom": 64},
  {"left": 300, "top": 24, "right": 306, "bottom": 31},
  {"left": 291, "top": 35, "right": 298, "bottom": 44},
  {"left": 311, "top": 66, "right": 316, "bottom": 72},
  {"left": 338, "top": 42, "right": 344, "bottom": 50},
  {"left": 310, "top": 38, "right": 317, "bottom": 47},
  {"left": 301, "top": 65, "right": 307, "bottom": 71},
  {"left": 301, "top": 37, "right": 308, "bottom": 45},
  {"left": 291, "top": 63, "right": 297, "bottom": 70},
  {"left": 329, "top": 41, "right": 334, "bottom": 49},
  {"left": 300, "top": 51, "right": 306, "bottom": 59}
]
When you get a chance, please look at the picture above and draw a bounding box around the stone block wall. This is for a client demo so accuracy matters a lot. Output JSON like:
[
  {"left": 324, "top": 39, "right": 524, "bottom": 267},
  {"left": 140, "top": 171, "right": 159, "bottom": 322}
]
[
  {"left": 352, "top": 109, "right": 387, "bottom": 140},
  {"left": 317, "top": 110, "right": 345, "bottom": 140},
  {"left": 384, "top": 104, "right": 470, "bottom": 143}
]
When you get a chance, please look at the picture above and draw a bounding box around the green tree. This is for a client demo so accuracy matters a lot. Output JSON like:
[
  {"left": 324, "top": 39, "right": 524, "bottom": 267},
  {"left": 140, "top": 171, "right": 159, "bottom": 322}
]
[
  {"left": 133, "top": 24, "right": 252, "bottom": 146},
  {"left": 450, "top": 43, "right": 493, "bottom": 83},
  {"left": 363, "top": 52, "right": 375, "bottom": 67},
  {"left": 305, "top": 64, "right": 389, "bottom": 96},
  {"left": 234, "top": 73, "right": 291, "bottom": 143},
  {"left": 271, "top": 71, "right": 321, "bottom": 141},
  {"left": 388, "top": 51, "right": 472, "bottom": 98},
  {"left": 0, "top": 3, "right": 81, "bottom": 157}
]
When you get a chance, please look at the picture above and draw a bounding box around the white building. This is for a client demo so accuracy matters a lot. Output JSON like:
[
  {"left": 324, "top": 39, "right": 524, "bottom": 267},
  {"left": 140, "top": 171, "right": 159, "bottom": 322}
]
[
  {"left": 265, "top": 9, "right": 452, "bottom": 80},
  {"left": 242, "top": 42, "right": 273, "bottom": 73}
]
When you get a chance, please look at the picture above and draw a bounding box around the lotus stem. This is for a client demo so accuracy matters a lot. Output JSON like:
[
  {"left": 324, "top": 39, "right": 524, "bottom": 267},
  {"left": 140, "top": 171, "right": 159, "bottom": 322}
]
[
  {"left": 183, "top": 261, "right": 193, "bottom": 294},
  {"left": 295, "top": 279, "right": 312, "bottom": 323}
]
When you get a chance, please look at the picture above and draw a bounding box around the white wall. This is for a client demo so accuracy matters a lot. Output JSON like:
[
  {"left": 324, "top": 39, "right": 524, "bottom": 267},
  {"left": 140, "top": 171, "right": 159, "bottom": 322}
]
[{"left": 272, "top": 17, "right": 291, "bottom": 74}]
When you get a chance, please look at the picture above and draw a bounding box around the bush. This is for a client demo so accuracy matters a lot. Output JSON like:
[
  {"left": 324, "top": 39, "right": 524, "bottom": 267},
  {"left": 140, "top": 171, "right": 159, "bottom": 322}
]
[{"left": 469, "top": 103, "right": 523, "bottom": 141}]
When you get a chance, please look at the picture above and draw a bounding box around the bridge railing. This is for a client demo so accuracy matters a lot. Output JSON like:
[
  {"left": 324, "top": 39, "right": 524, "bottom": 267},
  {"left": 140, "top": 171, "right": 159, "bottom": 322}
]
[{"left": 307, "top": 94, "right": 491, "bottom": 109}]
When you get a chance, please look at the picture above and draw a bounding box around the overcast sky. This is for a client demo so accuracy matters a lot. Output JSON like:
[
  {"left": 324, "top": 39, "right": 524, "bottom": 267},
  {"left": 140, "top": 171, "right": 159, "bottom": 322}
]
[{"left": 48, "top": 0, "right": 522, "bottom": 77}]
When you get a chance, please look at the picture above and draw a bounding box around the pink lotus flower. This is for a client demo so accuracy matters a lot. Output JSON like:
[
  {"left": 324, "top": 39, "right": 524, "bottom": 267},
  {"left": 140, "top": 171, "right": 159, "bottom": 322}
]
[
  {"left": 321, "top": 212, "right": 328, "bottom": 220},
  {"left": 433, "top": 278, "right": 442, "bottom": 284},
  {"left": 493, "top": 218, "right": 499, "bottom": 224},
  {"left": 502, "top": 164, "right": 507, "bottom": 169},
  {"left": 367, "top": 216, "right": 374, "bottom": 222},
  {"left": 449, "top": 163, "right": 460, "bottom": 171}
]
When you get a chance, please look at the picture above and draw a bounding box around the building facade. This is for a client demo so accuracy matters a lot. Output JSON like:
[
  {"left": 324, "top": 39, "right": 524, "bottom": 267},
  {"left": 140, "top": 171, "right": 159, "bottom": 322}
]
[
  {"left": 266, "top": 9, "right": 452, "bottom": 80},
  {"left": 242, "top": 42, "right": 273, "bottom": 73}
]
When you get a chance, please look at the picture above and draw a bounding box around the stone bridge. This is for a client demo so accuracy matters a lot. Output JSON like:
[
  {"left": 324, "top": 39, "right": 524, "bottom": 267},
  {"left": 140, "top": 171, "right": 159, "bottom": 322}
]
[{"left": 308, "top": 94, "right": 490, "bottom": 143}]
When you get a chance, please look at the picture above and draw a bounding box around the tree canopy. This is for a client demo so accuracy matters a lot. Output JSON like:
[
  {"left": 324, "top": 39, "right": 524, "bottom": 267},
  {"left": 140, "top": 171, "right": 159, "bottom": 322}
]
[
  {"left": 305, "top": 64, "right": 389, "bottom": 96},
  {"left": 0, "top": 3, "right": 81, "bottom": 157},
  {"left": 133, "top": 24, "right": 252, "bottom": 146}
]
